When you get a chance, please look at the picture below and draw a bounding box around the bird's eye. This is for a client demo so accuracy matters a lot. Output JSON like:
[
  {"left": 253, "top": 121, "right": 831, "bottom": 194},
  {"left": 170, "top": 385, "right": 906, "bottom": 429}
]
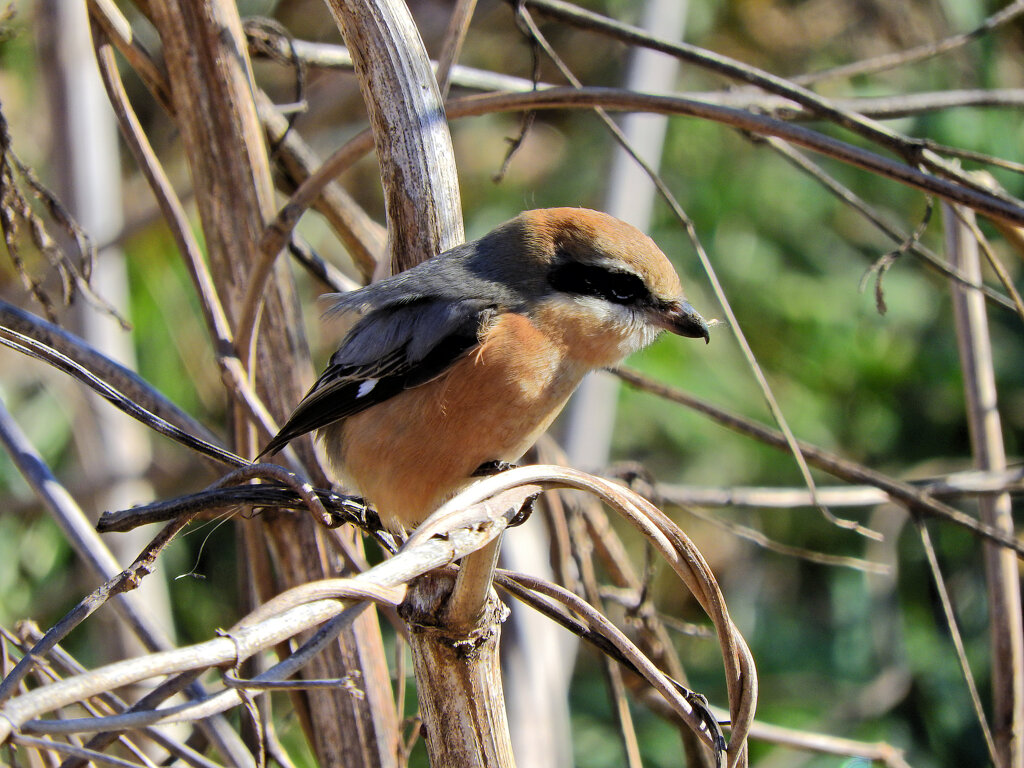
[{"left": 548, "top": 259, "right": 650, "bottom": 306}]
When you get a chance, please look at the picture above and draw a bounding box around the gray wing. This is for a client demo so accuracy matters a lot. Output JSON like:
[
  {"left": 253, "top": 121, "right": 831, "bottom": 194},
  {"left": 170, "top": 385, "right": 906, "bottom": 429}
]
[{"left": 258, "top": 295, "right": 494, "bottom": 458}]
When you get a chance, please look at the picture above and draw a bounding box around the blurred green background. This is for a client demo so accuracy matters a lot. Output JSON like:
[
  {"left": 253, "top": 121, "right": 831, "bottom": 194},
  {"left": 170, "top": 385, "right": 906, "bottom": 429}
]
[{"left": 1, "top": 0, "right": 1022, "bottom": 766}]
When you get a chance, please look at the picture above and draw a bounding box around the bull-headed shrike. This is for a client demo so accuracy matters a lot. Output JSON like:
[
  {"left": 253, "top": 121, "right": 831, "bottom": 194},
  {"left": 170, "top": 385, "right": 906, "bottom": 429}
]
[{"left": 260, "top": 208, "right": 709, "bottom": 532}]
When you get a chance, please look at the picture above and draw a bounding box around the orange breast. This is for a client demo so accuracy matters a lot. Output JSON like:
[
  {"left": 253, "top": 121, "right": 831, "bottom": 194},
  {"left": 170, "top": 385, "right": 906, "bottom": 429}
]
[{"left": 324, "top": 312, "right": 588, "bottom": 531}]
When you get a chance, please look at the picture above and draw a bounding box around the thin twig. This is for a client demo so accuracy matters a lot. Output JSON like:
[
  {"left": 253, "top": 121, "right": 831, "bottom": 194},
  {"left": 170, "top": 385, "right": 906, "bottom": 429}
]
[
  {"left": 0, "top": 327, "right": 243, "bottom": 467},
  {"left": 673, "top": 504, "right": 893, "bottom": 575},
  {"left": 760, "top": 138, "right": 1016, "bottom": 314},
  {"left": 518, "top": 0, "right": 1024, "bottom": 208},
  {"left": 445, "top": 87, "right": 1024, "bottom": 226},
  {"left": 945, "top": 202, "right": 1024, "bottom": 766},
  {"left": 733, "top": 717, "right": 912, "bottom": 768},
  {"left": 653, "top": 469, "right": 1024, "bottom": 509},
  {"left": 96, "top": 484, "right": 376, "bottom": 535},
  {"left": 10, "top": 734, "right": 148, "bottom": 768},
  {"left": 0, "top": 300, "right": 221, "bottom": 444},
  {"left": 515, "top": 6, "right": 877, "bottom": 541},
  {"left": 92, "top": 28, "right": 234, "bottom": 349},
  {"left": 915, "top": 520, "right": 999, "bottom": 765},
  {"left": 613, "top": 366, "right": 1024, "bottom": 557},
  {"left": 794, "top": 0, "right": 1024, "bottom": 85},
  {"left": 435, "top": 0, "right": 478, "bottom": 99},
  {"left": 519, "top": 0, "right": 915, "bottom": 154}
]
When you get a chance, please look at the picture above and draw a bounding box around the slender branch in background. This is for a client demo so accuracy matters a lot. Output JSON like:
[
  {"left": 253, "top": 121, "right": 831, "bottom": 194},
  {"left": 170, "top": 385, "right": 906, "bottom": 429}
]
[
  {"left": 915, "top": 520, "right": 999, "bottom": 765},
  {"left": 92, "top": 28, "right": 234, "bottom": 349},
  {"left": 10, "top": 733, "right": 150, "bottom": 768},
  {"left": 0, "top": 398, "right": 170, "bottom": 651},
  {"left": 737, "top": 718, "right": 912, "bottom": 768},
  {"left": 434, "top": 0, "right": 478, "bottom": 99},
  {"left": 254, "top": 128, "right": 375, "bottom": 316},
  {"left": 514, "top": 3, "right": 879, "bottom": 548},
  {"left": 446, "top": 88, "right": 1024, "bottom": 226},
  {"left": 654, "top": 468, "right": 1024, "bottom": 508},
  {"left": 519, "top": 0, "right": 917, "bottom": 153},
  {"left": 518, "top": 0, "right": 1024, "bottom": 212},
  {"left": 945, "top": 203, "right": 1024, "bottom": 767},
  {"left": 0, "top": 300, "right": 220, "bottom": 444},
  {"left": 612, "top": 366, "right": 1024, "bottom": 557},
  {"left": 0, "top": 327, "right": 244, "bottom": 467},
  {"left": 249, "top": 34, "right": 1024, "bottom": 120},
  {"left": 759, "top": 137, "right": 1018, "bottom": 316},
  {"left": 794, "top": 0, "right": 1024, "bottom": 85},
  {"left": 672, "top": 504, "right": 893, "bottom": 575}
]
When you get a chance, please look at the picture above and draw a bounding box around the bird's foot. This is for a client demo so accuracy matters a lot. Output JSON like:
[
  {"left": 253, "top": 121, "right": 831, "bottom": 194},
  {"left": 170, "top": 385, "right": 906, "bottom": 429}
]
[{"left": 472, "top": 460, "right": 535, "bottom": 527}]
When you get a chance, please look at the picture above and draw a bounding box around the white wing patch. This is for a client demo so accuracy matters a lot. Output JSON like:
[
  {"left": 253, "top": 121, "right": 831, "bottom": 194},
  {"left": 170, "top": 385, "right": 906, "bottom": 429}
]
[{"left": 357, "top": 378, "right": 379, "bottom": 398}]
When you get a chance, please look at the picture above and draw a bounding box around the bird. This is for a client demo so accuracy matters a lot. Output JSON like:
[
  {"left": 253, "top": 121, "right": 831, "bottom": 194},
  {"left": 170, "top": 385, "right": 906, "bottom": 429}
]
[{"left": 259, "top": 208, "right": 709, "bottom": 533}]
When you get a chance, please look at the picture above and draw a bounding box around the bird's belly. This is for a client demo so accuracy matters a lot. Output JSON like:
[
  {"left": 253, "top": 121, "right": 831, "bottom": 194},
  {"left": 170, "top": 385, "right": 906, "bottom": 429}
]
[{"left": 329, "top": 314, "right": 584, "bottom": 531}]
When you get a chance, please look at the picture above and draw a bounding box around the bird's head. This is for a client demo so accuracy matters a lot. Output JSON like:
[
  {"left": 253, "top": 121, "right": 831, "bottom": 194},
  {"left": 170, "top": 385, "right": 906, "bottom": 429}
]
[{"left": 473, "top": 208, "right": 709, "bottom": 366}]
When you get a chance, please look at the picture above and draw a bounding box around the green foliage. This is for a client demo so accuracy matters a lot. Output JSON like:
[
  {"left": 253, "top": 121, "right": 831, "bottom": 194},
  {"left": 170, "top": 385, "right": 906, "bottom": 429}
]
[{"left": 1, "top": 0, "right": 1021, "bottom": 765}]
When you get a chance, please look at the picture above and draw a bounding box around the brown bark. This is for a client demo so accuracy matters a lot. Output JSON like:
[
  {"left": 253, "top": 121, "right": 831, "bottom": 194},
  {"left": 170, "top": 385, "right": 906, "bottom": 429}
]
[{"left": 146, "top": 2, "right": 399, "bottom": 765}]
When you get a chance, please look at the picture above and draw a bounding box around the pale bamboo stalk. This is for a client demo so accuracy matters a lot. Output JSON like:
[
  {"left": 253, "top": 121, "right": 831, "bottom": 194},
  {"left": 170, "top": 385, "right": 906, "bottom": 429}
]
[
  {"left": 317, "top": 2, "right": 521, "bottom": 765},
  {"left": 43, "top": 0, "right": 174, "bottom": 668},
  {"left": 403, "top": 466, "right": 755, "bottom": 761},
  {"left": 144, "top": 2, "right": 399, "bottom": 765},
  {"left": 564, "top": 0, "right": 687, "bottom": 470},
  {"left": 945, "top": 203, "right": 1024, "bottom": 768},
  {"left": 323, "top": 0, "right": 464, "bottom": 274},
  {"left": 401, "top": 573, "right": 516, "bottom": 767}
]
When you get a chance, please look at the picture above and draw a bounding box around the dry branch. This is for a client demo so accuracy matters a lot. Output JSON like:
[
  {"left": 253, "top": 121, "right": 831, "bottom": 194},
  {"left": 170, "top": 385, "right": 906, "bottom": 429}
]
[
  {"left": 3, "top": 1, "right": 1021, "bottom": 766},
  {"left": 946, "top": 204, "right": 1024, "bottom": 768}
]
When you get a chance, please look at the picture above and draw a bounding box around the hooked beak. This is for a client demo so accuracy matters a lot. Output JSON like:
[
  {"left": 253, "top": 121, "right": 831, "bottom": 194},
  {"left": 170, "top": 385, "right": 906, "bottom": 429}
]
[{"left": 654, "top": 300, "right": 710, "bottom": 343}]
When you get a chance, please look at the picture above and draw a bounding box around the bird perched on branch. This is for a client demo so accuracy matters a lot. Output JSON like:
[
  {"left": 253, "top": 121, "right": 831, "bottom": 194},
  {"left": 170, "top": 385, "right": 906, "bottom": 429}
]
[{"left": 260, "top": 208, "right": 709, "bottom": 532}]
